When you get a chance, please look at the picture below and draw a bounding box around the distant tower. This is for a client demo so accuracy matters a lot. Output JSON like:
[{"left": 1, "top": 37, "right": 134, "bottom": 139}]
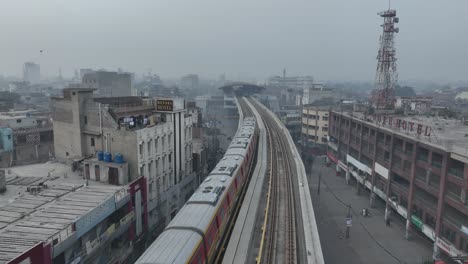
[
  {"left": 283, "top": 68, "right": 286, "bottom": 79},
  {"left": 372, "top": 7, "right": 399, "bottom": 110}
]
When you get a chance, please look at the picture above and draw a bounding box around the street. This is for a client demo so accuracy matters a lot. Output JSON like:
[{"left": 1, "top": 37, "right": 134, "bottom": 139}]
[{"left": 307, "top": 159, "right": 434, "bottom": 264}]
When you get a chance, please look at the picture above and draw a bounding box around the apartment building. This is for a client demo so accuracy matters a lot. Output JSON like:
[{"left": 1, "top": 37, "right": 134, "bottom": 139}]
[
  {"left": 328, "top": 111, "right": 468, "bottom": 259},
  {"left": 301, "top": 105, "right": 330, "bottom": 156},
  {"left": 0, "top": 112, "right": 54, "bottom": 167},
  {"left": 51, "top": 88, "right": 196, "bottom": 237}
]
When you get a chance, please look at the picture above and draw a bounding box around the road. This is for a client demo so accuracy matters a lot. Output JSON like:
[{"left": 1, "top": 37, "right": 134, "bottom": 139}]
[{"left": 308, "top": 158, "right": 434, "bottom": 264}]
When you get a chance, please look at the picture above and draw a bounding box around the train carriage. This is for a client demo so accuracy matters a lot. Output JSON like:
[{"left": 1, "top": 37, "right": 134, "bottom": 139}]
[{"left": 136, "top": 117, "right": 257, "bottom": 264}]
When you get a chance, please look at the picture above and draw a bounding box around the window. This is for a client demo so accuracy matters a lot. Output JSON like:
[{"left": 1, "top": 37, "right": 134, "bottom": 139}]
[
  {"left": 16, "top": 119, "right": 22, "bottom": 123},
  {"left": 169, "top": 154, "right": 172, "bottom": 163},
  {"left": 147, "top": 141, "right": 151, "bottom": 155},
  {"left": 322, "top": 127, "right": 328, "bottom": 132},
  {"left": 322, "top": 116, "right": 328, "bottom": 121},
  {"left": 155, "top": 138, "right": 158, "bottom": 153},
  {"left": 7, "top": 135, "right": 11, "bottom": 139},
  {"left": 139, "top": 143, "right": 143, "bottom": 156},
  {"left": 84, "top": 116, "right": 87, "bottom": 125},
  {"left": 90, "top": 137, "right": 95, "bottom": 146},
  {"left": 66, "top": 152, "right": 69, "bottom": 157}
]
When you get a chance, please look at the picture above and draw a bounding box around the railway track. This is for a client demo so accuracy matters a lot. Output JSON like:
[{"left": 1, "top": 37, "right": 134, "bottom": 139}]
[{"left": 249, "top": 98, "right": 298, "bottom": 264}]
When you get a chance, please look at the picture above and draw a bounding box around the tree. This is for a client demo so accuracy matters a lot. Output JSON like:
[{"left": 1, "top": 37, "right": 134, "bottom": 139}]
[{"left": 394, "top": 85, "right": 416, "bottom": 97}]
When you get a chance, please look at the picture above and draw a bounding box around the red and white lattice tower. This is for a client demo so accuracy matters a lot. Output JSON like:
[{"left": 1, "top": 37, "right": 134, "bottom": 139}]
[{"left": 372, "top": 8, "right": 399, "bottom": 110}]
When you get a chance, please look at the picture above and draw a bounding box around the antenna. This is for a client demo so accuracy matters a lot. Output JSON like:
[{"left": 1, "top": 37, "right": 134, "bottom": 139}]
[{"left": 371, "top": 6, "right": 399, "bottom": 111}]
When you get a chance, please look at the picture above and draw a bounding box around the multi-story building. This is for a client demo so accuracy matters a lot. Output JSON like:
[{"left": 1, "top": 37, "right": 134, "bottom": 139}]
[
  {"left": 180, "top": 74, "right": 199, "bottom": 91},
  {"left": 394, "top": 96, "right": 432, "bottom": 114},
  {"left": 328, "top": 111, "right": 468, "bottom": 259},
  {"left": 23, "top": 62, "right": 40, "bottom": 84},
  {"left": 51, "top": 88, "right": 196, "bottom": 237},
  {"left": 82, "top": 71, "right": 132, "bottom": 97},
  {"left": 301, "top": 105, "right": 330, "bottom": 156},
  {"left": 302, "top": 84, "right": 334, "bottom": 105},
  {"left": 0, "top": 112, "right": 54, "bottom": 167},
  {"left": 267, "top": 75, "right": 315, "bottom": 91},
  {"left": 0, "top": 162, "right": 147, "bottom": 264}
]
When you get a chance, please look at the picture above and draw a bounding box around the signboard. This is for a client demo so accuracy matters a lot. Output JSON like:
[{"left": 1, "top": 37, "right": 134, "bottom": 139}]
[
  {"left": 411, "top": 215, "right": 423, "bottom": 230},
  {"left": 347, "top": 154, "right": 372, "bottom": 174},
  {"left": 156, "top": 99, "right": 174, "bottom": 111},
  {"left": 327, "top": 152, "right": 338, "bottom": 164},
  {"left": 373, "top": 115, "right": 433, "bottom": 137},
  {"left": 346, "top": 218, "right": 352, "bottom": 227},
  {"left": 374, "top": 162, "right": 389, "bottom": 180},
  {"left": 338, "top": 160, "right": 348, "bottom": 171},
  {"left": 461, "top": 225, "right": 468, "bottom": 236},
  {"left": 436, "top": 237, "right": 464, "bottom": 257}
]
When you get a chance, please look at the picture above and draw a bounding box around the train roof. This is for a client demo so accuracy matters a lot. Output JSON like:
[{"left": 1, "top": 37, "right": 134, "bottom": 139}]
[
  {"left": 224, "top": 147, "right": 248, "bottom": 157},
  {"left": 136, "top": 117, "right": 257, "bottom": 264},
  {"left": 136, "top": 229, "right": 201, "bottom": 263},
  {"left": 209, "top": 157, "right": 242, "bottom": 177}
]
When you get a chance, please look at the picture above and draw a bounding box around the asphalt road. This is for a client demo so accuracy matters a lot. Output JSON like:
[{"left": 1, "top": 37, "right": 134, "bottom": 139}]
[{"left": 307, "top": 159, "right": 434, "bottom": 264}]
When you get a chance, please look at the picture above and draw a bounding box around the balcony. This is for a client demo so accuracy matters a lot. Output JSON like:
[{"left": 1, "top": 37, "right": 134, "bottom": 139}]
[
  {"left": 417, "top": 154, "right": 429, "bottom": 163},
  {"left": 394, "top": 145, "right": 403, "bottom": 153},
  {"left": 431, "top": 160, "right": 442, "bottom": 169},
  {"left": 448, "top": 167, "right": 464, "bottom": 180}
]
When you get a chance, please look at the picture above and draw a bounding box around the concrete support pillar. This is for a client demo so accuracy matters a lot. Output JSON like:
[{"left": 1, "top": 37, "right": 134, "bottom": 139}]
[
  {"left": 345, "top": 170, "right": 350, "bottom": 185},
  {"left": 336, "top": 164, "right": 340, "bottom": 176},
  {"left": 405, "top": 219, "right": 411, "bottom": 240},
  {"left": 432, "top": 240, "right": 440, "bottom": 260},
  {"left": 369, "top": 192, "right": 376, "bottom": 208},
  {"left": 384, "top": 207, "right": 390, "bottom": 224}
]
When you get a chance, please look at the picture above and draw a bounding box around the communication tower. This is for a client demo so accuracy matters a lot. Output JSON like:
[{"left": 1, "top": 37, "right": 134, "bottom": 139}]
[{"left": 372, "top": 7, "right": 399, "bottom": 110}]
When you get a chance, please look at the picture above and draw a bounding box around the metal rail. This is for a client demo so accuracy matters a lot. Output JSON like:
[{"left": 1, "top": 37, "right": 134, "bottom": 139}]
[{"left": 251, "top": 98, "right": 297, "bottom": 264}]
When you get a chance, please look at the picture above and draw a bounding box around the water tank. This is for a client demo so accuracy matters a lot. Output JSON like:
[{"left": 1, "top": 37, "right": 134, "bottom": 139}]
[
  {"left": 103, "top": 152, "right": 112, "bottom": 162},
  {"left": 114, "top": 153, "right": 124, "bottom": 164},
  {"left": 97, "top": 151, "right": 104, "bottom": 161}
]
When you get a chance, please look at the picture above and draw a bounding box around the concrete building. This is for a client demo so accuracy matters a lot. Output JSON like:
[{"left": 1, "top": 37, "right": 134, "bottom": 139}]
[
  {"left": 51, "top": 88, "right": 197, "bottom": 237},
  {"left": 180, "top": 74, "right": 199, "bottom": 91},
  {"left": 267, "top": 75, "right": 315, "bottom": 91},
  {"left": 0, "top": 163, "right": 147, "bottom": 264},
  {"left": 328, "top": 111, "right": 468, "bottom": 260},
  {"left": 395, "top": 96, "right": 433, "bottom": 114},
  {"left": 82, "top": 71, "right": 132, "bottom": 97},
  {"left": 302, "top": 84, "right": 334, "bottom": 105},
  {"left": 23, "top": 62, "right": 40, "bottom": 84},
  {"left": 301, "top": 105, "right": 331, "bottom": 156},
  {"left": 0, "top": 112, "right": 54, "bottom": 167}
]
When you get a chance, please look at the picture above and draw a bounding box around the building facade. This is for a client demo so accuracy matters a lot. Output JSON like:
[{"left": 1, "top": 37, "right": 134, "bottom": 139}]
[
  {"left": 82, "top": 71, "right": 132, "bottom": 97},
  {"left": 301, "top": 105, "right": 330, "bottom": 156},
  {"left": 51, "top": 88, "right": 197, "bottom": 237},
  {"left": 0, "top": 113, "right": 54, "bottom": 167},
  {"left": 302, "top": 84, "right": 334, "bottom": 105},
  {"left": 328, "top": 111, "right": 468, "bottom": 259},
  {"left": 23, "top": 62, "right": 40, "bottom": 84}
]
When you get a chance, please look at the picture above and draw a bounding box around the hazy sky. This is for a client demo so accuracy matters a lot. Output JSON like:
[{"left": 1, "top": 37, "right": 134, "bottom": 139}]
[{"left": 1, "top": 0, "right": 467, "bottom": 82}]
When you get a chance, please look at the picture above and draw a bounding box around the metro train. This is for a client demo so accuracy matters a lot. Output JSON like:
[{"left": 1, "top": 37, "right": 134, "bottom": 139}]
[{"left": 136, "top": 117, "right": 258, "bottom": 264}]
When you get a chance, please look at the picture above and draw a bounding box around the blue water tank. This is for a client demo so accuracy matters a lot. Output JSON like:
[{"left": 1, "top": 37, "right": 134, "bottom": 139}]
[
  {"left": 103, "top": 152, "right": 112, "bottom": 162},
  {"left": 97, "top": 151, "right": 104, "bottom": 161},
  {"left": 114, "top": 153, "right": 124, "bottom": 164}
]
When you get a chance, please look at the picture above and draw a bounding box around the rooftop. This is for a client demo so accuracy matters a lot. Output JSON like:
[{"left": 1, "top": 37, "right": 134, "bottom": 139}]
[
  {"left": 337, "top": 111, "right": 468, "bottom": 158},
  {"left": 0, "top": 162, "right": 126, "bottom": 263}
]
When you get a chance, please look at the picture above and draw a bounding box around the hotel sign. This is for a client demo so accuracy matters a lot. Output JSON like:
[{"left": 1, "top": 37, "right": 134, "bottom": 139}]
[
  {"left": 156, "top": 100, "right": 174, "bottom": 111},
  {"left": 374, "top": 115, "right": 433, "bottom": 136}
]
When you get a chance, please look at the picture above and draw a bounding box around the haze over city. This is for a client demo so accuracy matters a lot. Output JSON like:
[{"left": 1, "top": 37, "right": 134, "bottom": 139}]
[{"left": 0, "top": 0, "right": 467, "bottom": 82}]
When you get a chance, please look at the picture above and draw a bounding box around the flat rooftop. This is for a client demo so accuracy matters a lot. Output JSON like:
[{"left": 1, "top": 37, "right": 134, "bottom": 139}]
[
  {"left": 0, "top": 162, "right": 126, "bottom": 263},
  {"left": 336, "top": 111, "right": 468, "bottom": 158}
]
